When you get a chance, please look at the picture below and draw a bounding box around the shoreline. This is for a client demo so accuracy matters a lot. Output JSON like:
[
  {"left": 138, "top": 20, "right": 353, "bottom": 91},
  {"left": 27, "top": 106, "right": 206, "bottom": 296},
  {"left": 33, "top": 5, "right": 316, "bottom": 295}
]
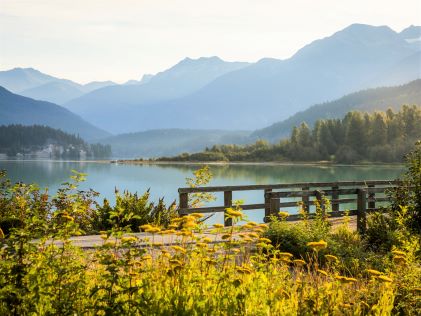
[{"left": 112, "top": 159, "right": 405, "bottom": 168}]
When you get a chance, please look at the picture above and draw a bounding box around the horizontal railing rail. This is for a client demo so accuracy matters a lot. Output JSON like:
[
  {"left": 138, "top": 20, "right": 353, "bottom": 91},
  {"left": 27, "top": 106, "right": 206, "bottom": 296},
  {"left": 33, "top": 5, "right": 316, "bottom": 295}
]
[{"left": 178, "top": 180, "right": 402, "bottom": 231}]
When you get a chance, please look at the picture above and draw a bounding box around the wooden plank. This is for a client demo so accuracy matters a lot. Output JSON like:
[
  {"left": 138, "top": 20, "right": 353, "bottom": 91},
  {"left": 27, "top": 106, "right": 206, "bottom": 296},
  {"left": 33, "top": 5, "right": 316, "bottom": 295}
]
[
  {"left": 224, "top": 191, "right": 233, "bottom": 227},
  {"left": 302, "top": 186, "right": 310, "bottom": 213},
  {"left": 315, "top": 190, "right": 325, "bottom": 215},
  {"left": 357, "top": 189, "right": 367, "bottom": 235},
  {"left": 264, "top": 189, "right": 272, "bottom": 220},
  {"left": 178, "top": 180, "right": 401, "bottom": 193},
  {"left": 270, "top": 198, "right": 280, "bottom": 215},
  {"left": 179, "top": 203, "right": 266, "bottom": 214},
  {"left": 331, "top": 184, "right": 339, "bottom": 212},
  {"left": 368, "top": 184, "right": 375, "bottom": 209},
  {"left": 179, "top": 192, "right": 188, "bottom": 211}
]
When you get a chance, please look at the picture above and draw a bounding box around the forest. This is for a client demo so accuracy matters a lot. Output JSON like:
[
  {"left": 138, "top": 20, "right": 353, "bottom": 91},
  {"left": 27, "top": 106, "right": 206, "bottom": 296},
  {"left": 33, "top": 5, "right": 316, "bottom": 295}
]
[
  {"left": 0, "top": 124, "right": 111, "bottom": 158},
  {"left": 157, "top": 105, "right": 421, "bottom": 163}
]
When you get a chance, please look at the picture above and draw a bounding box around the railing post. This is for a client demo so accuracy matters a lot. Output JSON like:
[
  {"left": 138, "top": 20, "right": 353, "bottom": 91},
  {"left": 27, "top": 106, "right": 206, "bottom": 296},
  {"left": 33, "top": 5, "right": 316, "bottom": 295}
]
[
  {"left": 224, "top": 190, "right": 233, "bottom": 227},
  {"left": 264, "top": 189, "right": 273, "bottom": 221},
  {"left": 357, "top": 188, "right": 367, "bottom": 235},
  {"left": 302, "top": 186, "right": 310, "bottom": 214},
  {"left": 331, "top": 184, "right": 339, "bottom": 212},
  {"left": 368, "top": 184, "right": 375, "bottom": 209},
  {"left": 315, "top": 190, "right": 325, "bottom": 215},
  {"left": 179, "top": 192, "right": 188, "bottom": 215},
  {"left": 270, "top": 197, "right": 280, "bottom": 219}
]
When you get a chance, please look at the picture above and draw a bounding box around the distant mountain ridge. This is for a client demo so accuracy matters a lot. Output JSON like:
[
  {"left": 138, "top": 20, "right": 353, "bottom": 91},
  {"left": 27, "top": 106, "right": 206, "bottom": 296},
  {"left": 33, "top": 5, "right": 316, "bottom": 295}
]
[
  {"left": 99, "top": 128, "right": 251, "bottom": 158},
  {"left": 0, "top": 86, "right": 110, "bottom": 140},
  {"left": 65, "top": 56, "right": 250, "bottom": 133},
  {"left": 252, "top": 79, "right": 421, "bottom": 141},
  {"left": 64, "top": 23, "right": 421, "bottom": 134},
  {"left": 0, "top": 68, "right": 116, "bottom": 104}
]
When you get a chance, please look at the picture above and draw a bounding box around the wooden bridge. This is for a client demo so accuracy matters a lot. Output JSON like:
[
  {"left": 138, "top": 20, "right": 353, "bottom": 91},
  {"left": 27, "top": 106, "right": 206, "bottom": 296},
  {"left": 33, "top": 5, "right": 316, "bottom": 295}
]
[{"left": 178, "top": 180, "right": 401, "bottom": 234}]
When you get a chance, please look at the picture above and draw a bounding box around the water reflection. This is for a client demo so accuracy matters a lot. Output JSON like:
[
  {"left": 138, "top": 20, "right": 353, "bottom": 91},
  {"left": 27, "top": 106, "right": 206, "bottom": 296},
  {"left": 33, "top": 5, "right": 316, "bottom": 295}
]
[{"left": 0, "top": 161, "right": 404, "bottom": 224}]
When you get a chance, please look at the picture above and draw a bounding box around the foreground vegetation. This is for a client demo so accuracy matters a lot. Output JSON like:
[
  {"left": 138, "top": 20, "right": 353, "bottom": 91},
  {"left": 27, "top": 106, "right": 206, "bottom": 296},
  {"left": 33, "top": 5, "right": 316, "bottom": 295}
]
[
  {"left": 0, "top": 144, "right": 420, "bottom": 315},
  {"left": 156, "top": 105, "right": 421, "bottom": 163}
]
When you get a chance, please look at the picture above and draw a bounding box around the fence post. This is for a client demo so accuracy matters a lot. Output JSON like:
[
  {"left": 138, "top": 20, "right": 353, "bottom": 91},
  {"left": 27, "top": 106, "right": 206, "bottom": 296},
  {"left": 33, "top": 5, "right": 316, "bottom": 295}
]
[
  {"left": 179, "top": 192, "right": 188, "bottom": 215},
  {"left": 302, "top": 186, "right": 310, "bottom": 214},
  {"left": 270, "top": 197, "right": 280, "bottom": 220},
  {"left": 368, "top": 184, "right": 375, "bottom": 209},
  {"left": 264, "top": 189, "right": 273, "bottom": 221},
  {"left": 224, "top": 190, "right": 233, "bottom": 227},
  {"left": 315, "top": 190, "right": 325, "bottom": 215},
  {"left": 331, "top": 184, "right": 339, "bottom": 212},
  {"left": 357, "top": 188, "right": 367, "bottom": 235}
]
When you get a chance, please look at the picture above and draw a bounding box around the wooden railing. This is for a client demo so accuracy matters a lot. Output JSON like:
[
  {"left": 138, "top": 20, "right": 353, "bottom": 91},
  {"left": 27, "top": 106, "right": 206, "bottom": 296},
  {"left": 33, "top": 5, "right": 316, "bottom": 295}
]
[{"left": 178, "top": 180, "right": 401, "bottom": 233}]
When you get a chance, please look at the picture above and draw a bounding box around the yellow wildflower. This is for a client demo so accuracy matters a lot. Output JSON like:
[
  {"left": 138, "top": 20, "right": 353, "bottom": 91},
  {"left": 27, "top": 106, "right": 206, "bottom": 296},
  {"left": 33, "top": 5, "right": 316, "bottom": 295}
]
[
  {"left": 366, "top": 269, "right": 382, "bottom": 276},
  {"left": 393, "top": 255, "right": 407, "bottom": 265},
  {"left": 307, "top": 240, "right": 327, "bottom": 251},
  {"left": 259, "top": 237, "right": 272, "bottom": 244},
  {"left": 213, "top": 223, "right": 224, "bottom": 229},
  {"left": 377, "top": 275, "right": 393, "bottom": 283},
  {"left": 317, "top": 269, "right": 328, "bottom": 277},
  {"left": 293, "top": 259, "right": 306, "bottom": 266},
  {"left": 248, "top": 232, "right": 259, "bottom": 238},
  {"left": 279, "top": 252, "right": 294, "bottom": 259},
  {"left": 121, "top": 236, "right": 138, "bottom": 243},
  {"left": 391, "top": 250, "right": 406, "bottom": 256},
  {"left": 190, "top": 213, "right": 203, "bottom": 219},
  {"left": 202, "top": 237, "right": 212, "bottom": 243},
  {"left": 278, "top": 211, "right": 289, "bottom": 218},
  {"left": 325, "top": 254, "right": 338, "bottom": 262},
  {"left": 171, "top": 245, "right": 187, "bottom": 253},
  {"left": 139, "top": 224, "right": 153, "bottom": 231}
]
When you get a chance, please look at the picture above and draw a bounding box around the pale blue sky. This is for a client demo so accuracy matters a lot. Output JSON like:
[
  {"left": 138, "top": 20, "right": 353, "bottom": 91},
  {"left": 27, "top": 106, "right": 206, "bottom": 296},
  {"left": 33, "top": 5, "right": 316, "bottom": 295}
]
[{"left": 1, "top": 0, "right": 420, "bottom": 83}]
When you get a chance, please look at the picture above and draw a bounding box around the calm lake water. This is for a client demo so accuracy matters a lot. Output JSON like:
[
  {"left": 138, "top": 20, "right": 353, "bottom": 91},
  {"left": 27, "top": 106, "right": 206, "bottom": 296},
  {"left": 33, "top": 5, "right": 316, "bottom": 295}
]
[{"left": 0, "top": 160, "right": 405, "bottom": 224}]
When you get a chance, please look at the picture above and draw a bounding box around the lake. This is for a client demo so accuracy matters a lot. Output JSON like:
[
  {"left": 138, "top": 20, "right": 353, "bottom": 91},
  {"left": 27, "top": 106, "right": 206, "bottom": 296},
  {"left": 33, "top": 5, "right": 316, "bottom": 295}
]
[{"left": 0, "top": 160, "right": 405, "bottom": 224}]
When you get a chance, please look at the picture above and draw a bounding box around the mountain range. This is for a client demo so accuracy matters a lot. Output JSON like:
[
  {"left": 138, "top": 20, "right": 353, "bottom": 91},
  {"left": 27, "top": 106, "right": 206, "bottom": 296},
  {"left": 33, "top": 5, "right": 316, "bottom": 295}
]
[
  {"left": 65, "top": 57, "right": 250, "bottom": 133},
  {"left": 252, "top": 79, "right": 421, "bottom": 141},
  {"left": 0, "top": 68, "right": 115, "bottom": 104},
  {"left": 0, "top": 86, "right": 109, "bottom": 140},
  {"left": 64, "top": 24, "right": 421, "bottom": 133},
  {"left": 1, "top": 23, "right": 420, "bottom": 156}
]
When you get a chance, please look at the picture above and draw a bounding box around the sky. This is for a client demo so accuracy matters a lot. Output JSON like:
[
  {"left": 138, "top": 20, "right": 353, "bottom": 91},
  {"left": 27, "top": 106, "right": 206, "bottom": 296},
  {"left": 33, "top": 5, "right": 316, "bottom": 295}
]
[{"left": 0, "top": 0, "right": 420, "bottom": 83}]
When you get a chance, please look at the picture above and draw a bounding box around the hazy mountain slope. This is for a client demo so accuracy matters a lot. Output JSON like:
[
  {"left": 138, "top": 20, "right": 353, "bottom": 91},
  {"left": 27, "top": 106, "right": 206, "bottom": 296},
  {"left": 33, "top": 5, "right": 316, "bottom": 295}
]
[
  {"left": 399, "top": 25, "right": 421, "bottom": 51},
  {"left": 19, "top": 81, "right": 85, "bottom": 104},
  {"left": 72, "top": 24, "right": 419, "bottom": 133},
  {"left": 65, "top": 57, "right": 251, "bottom": 133},
  {"left": 99, "top": 129, "right": 251, "bottom": 158},
  {"left": 0, "top": 86, "right": 110, "bottom": 140},
  {"left": 0, "top": 68, "right": 116, "bottom": 104},
  {"left": 0, "top": 68, "right": 57, "bottom": 92},
  {"left": 252, "top": 79, "right": 421, "bottom": 141}
]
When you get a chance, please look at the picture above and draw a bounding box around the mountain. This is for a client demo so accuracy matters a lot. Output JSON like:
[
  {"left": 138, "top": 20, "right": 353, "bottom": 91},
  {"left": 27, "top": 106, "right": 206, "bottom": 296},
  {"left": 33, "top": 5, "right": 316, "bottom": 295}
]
[
  {"left": 252, "top": 79, "right": 421, "bottom": 142},
  {"left": 99, "top": 129, "right": 251, "bottom": 158},
  {"left": 0, "top": 68, "right": 57, "bottom": 92},
  {"left": 0, "top": 86, "right": 110, "bottom": 140},
  {"left": 0, "top": 68, "right": 116, "bottom": 104},
  {"left": 65, "top": 57, "right": 251, "bottom": 133},
  {"left": 66, "top": 24, "right": 420, "bottom": 133},
  {"left": 399, "top": 25, "right": 421, "bottom": 51}
]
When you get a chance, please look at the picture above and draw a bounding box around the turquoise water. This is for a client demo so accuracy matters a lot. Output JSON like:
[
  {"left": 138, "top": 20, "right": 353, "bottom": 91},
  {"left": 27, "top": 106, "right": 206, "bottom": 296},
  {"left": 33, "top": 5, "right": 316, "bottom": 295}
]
[{"left": 0, "top": 160, "right": 405, "bottom": 224}]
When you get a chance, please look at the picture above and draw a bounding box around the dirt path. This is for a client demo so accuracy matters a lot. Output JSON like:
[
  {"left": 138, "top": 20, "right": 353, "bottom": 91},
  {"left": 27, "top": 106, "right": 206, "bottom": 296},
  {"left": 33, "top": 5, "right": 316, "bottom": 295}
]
[{"left": 60, "top": 216, "right": 356, "bottom": 249}]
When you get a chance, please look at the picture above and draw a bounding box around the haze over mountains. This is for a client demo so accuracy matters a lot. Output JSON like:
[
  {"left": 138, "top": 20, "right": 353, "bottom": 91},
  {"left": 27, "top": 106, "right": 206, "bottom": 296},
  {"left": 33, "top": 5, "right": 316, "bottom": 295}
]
[
  {"left": 65, "top": 57, "right": 250, "bottom": 133},
  {"left": 253, "top": 79, "right": 421, "bottom": 142},
  {"left": 1, "top": 23, "right": 420, "bottom": 157},
  {"left": 0, "top": 68, "right": 115, "bottom": 104},
  {"left": 65, "top": 24, "right": 421, "bottom": 133},
  {"left": 0, "top": 86, "right": 109, "bottom": 140}
]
